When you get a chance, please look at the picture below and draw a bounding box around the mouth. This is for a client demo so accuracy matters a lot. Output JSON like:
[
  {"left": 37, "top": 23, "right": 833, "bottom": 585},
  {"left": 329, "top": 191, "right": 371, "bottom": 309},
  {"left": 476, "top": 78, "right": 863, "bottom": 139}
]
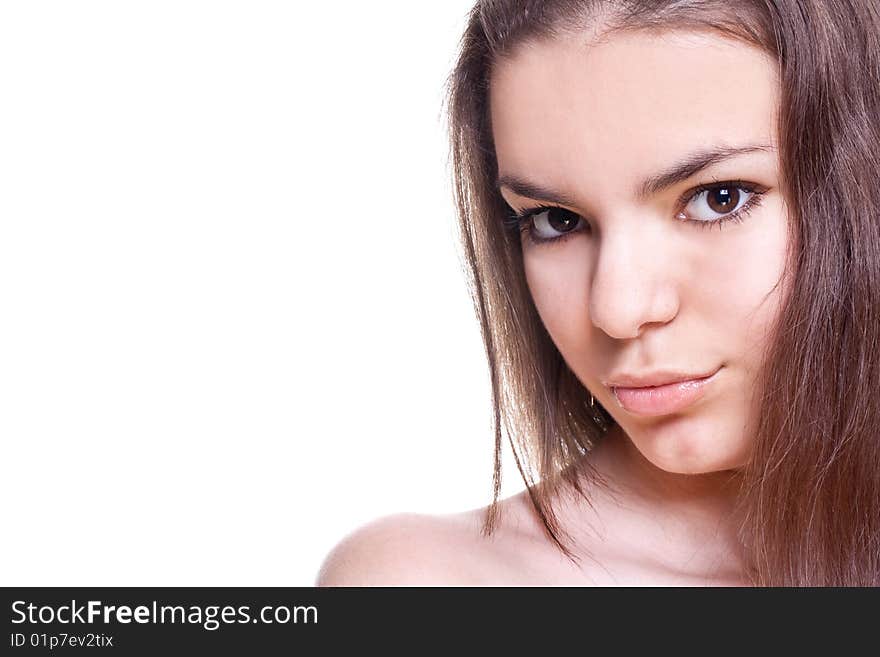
[{"left": 609, "top": 367, "right": 722, "bottom": 417}]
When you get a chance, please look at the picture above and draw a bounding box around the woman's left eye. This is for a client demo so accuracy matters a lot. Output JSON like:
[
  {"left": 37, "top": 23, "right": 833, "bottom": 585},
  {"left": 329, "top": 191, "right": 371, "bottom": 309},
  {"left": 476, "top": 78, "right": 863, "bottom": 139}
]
[{"left": 678, "top": 182, "right": 763, "bottom": 225}]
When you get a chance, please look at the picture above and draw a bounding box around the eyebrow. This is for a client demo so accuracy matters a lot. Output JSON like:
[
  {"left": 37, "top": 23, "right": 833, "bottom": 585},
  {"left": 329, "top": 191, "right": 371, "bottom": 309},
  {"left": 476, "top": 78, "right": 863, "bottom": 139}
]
[{"left": 496, "top": 144, "right": 775, "bottom": 206}]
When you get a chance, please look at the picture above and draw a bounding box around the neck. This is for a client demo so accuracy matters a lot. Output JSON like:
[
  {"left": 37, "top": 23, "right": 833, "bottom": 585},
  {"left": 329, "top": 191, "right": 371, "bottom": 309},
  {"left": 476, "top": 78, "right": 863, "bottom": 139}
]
[
  {"left": 566, "top": 424, "right": 749, "bottom": 578},
  {"left": 605, "top": 423, "right": 745, "bottom": 512}
]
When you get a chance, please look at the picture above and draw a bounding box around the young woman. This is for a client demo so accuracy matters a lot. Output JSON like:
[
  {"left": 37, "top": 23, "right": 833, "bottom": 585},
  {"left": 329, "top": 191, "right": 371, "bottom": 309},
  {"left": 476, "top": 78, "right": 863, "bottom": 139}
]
[{"left": 317, "top": 0, "right": 880, "bottom": 586}]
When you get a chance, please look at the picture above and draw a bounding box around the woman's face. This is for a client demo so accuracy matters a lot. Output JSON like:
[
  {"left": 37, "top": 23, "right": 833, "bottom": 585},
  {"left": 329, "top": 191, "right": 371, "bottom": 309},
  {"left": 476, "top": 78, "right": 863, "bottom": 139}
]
[{"left": 491, "top": 29, "right": 790, "bottom": 475}]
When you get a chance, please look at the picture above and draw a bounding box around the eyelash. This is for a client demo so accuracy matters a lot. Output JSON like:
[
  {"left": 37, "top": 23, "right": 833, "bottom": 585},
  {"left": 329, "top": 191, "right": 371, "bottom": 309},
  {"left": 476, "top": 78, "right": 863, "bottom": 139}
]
[{"left": 502, "top": 180, "right": 767, "bottom": 247}]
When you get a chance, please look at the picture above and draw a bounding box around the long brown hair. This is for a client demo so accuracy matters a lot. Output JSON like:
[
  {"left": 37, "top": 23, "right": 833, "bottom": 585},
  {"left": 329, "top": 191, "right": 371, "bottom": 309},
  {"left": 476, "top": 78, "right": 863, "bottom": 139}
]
[{"left": 443, "top": 0, "right": 880, "bottom": 586}]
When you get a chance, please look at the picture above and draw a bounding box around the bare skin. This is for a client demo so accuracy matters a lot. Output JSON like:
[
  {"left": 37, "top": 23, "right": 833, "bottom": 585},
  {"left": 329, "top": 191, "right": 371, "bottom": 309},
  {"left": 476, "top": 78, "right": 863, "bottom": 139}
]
[
  {"left": 317, "top": 27, "right": 786, "bottom": 586},
  {"left": 446, "top": 425, "right": 751, "bottom": 586},
  {"left": 317, "top": 426, "right": 751, "bottom": 586}
]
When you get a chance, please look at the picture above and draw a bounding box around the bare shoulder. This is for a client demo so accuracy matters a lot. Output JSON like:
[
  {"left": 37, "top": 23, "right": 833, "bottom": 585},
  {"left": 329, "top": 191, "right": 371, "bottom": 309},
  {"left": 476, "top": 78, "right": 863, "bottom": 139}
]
[
  {"left": 315, "top": 511, "right": 481, "bottom": 586},
  {"left": 315, "top": 496, "right": 543, "bottom": 586}
]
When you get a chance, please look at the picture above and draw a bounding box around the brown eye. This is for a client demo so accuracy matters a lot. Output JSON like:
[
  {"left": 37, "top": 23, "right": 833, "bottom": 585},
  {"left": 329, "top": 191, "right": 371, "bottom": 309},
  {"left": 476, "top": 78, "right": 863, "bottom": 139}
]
[
  {"left": 682, "top": 183, "right": 755, "bottom": 225},
  {"left": 532, "top": 207, "right": 584, "bottom": 240},
  {"left": 706, "top": 187, "right": 740, "bottom": 213}
]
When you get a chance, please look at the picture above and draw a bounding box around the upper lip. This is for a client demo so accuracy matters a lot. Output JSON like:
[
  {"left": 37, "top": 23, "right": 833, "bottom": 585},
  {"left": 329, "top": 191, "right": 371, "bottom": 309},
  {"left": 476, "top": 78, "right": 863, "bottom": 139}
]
[{"left": 604, "top": 367, "right": 720, "bottom": 389}]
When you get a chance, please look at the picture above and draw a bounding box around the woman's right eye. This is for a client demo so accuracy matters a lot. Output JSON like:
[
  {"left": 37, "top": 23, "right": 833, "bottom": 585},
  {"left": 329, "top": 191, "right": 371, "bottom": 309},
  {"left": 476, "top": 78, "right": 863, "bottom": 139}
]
[
  {"left": 502, "top": 203, "right": 589, "bottom": 246},
  {"left": 530, "top": 207, "right": 585, "bottom": 241}
]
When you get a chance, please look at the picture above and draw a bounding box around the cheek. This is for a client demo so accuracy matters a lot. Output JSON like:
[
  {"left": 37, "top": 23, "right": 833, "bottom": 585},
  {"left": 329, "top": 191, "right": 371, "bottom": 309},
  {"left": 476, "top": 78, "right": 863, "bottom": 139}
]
[
  {"left": 522, "top": 242, "right": 594, "bottom": 352},
  {"left": 701, "top": 199, "right": 791, "bottom": 374}
]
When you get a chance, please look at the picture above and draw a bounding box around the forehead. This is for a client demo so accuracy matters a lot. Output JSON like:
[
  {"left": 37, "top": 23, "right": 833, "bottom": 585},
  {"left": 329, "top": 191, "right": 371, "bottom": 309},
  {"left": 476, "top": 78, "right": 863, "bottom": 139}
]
[{"left": 489, "top": 29, "right": 780, "bottom": 203}]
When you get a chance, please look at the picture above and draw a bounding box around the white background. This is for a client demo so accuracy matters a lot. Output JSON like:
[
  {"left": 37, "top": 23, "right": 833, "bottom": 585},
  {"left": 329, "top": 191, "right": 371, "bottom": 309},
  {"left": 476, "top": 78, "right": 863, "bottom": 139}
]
[{"left": 0, "top": 0, "right": 523, "bottom": 586}]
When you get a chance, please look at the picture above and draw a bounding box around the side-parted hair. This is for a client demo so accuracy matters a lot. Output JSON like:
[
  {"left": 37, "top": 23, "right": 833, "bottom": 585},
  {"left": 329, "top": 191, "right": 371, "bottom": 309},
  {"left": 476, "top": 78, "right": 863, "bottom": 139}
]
[{"left": 443, "top": 0, "right": 880, "bottom": 586}]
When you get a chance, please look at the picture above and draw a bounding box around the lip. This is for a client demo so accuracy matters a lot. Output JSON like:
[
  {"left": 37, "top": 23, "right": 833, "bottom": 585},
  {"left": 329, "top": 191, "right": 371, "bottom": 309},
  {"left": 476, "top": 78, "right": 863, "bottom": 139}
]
[{"left": 608, "top": 367, "right": 722, "bottom": 417}]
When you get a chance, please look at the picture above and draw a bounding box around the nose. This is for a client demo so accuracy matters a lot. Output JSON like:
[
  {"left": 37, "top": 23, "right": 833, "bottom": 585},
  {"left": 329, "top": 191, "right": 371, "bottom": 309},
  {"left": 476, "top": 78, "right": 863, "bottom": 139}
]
[{"left": 588, "top": 227, "right": 679, "bottom": 339}]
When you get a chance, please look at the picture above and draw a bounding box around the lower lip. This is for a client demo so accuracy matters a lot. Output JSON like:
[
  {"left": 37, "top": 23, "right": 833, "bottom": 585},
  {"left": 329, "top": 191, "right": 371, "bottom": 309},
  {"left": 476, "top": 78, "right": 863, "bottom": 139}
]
[{"left": 610, "top": 368, "right": 721, "bottom": 417}]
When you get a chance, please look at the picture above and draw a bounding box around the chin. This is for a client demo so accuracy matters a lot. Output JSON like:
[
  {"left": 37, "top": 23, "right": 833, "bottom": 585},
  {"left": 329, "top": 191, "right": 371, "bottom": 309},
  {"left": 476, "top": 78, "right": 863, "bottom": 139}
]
[
  {"left": 626, "top": 419, "right": 749, "bottom": 476},
  {"left": 649, "top": 457, "right": 743, "bottom": 477}
]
